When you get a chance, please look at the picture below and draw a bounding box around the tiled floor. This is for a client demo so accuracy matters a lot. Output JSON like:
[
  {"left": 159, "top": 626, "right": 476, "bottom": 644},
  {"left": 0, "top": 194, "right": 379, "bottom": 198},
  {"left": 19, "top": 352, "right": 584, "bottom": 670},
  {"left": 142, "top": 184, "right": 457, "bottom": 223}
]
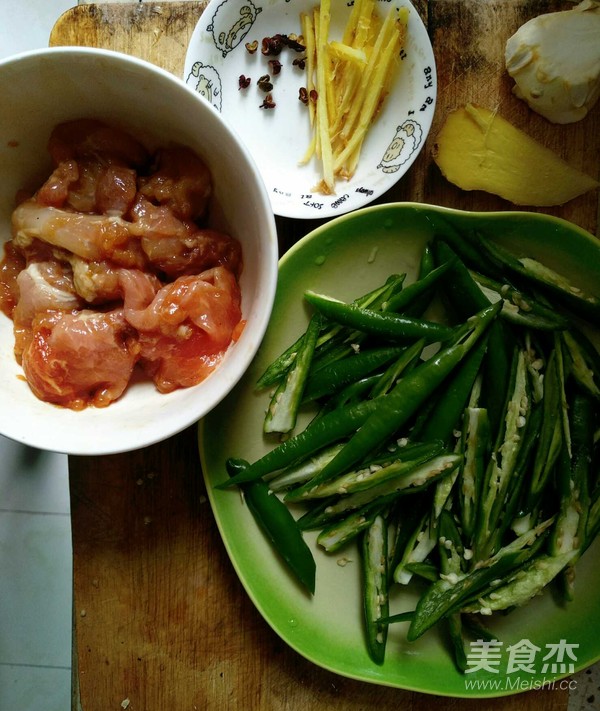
[
  {"left": 0, "top": 434, "right": 72, "bottom": 711},
  {"left": 1, "top": 1, "right": 599, "bottom": 710},
  {"left": 0, "top": 3, "right": 83, "bottom": 710}
]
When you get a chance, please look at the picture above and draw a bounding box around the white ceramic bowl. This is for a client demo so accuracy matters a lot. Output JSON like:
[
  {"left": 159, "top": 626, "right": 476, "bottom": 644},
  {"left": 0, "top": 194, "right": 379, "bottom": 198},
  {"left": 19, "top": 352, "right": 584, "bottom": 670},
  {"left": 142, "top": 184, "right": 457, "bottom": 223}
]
[{"left": 0, "top": 47, "right": 278, "bottom": 455}]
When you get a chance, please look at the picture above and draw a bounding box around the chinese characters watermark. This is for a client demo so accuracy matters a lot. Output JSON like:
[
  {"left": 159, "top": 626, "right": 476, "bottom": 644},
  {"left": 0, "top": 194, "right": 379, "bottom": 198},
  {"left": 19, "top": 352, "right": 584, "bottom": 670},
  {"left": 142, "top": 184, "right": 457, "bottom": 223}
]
[{"left": 463, "top": 638, "right": 579, "bottom": 692}]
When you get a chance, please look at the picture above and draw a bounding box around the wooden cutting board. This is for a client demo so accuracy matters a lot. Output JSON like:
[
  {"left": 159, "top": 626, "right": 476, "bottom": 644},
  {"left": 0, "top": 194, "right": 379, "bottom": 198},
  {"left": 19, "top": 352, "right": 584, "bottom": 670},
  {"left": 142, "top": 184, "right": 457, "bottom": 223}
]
[{"left": 50, "top": 2, "right": 599, "bottom": 710}]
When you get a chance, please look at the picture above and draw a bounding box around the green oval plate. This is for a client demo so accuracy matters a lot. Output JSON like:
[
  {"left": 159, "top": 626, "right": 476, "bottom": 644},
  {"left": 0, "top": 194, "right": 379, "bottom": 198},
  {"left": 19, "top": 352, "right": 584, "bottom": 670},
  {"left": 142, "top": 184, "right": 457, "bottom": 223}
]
[{"left": 199, "top": 203, "right": 600, "bottom": 697}]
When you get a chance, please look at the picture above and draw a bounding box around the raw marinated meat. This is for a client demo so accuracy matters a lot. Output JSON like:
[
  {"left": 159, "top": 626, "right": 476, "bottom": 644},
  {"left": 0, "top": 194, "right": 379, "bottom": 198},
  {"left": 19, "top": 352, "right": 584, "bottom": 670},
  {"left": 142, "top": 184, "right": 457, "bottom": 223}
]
[
  {"left": 0, "top": 119, "right": 244, "bottom": 409},
  {"left": 21, "top": 309, "right": 138, "bottom": 410}
]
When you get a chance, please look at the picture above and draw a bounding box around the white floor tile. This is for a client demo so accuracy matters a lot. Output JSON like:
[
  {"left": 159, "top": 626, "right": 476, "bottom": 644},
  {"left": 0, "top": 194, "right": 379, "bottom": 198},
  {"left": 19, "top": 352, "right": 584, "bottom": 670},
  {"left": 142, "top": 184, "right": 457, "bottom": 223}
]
[
  {"left": 0, "top": 512, "right": 72, "bottom": 668},
  {"left": 0, "top": 664, "right": 71, "bottom": 711},
  {"left": 0, "top": 436, "right": 70, "bottom": 515},
  {"left": 0, "top": 0, "right": 75, "bottom": 706},
  {"left": 0, "top": 0, "right": 74, "bottom": 61}
]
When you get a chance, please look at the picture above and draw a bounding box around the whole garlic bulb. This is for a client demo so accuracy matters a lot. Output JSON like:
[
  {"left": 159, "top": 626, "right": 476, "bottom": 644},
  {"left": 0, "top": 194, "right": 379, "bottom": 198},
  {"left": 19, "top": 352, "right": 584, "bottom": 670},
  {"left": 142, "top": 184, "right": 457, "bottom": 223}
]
[{"left": 505, "top": 0, "right": 600, "bottom": 124}]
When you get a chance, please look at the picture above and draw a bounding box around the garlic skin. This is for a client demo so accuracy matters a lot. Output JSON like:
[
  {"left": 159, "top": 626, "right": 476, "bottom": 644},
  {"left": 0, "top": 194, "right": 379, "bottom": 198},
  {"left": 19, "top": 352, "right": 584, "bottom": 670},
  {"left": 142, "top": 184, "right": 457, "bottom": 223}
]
[{"left": 505, "top": 0, "right": 600, "bottom": 124}]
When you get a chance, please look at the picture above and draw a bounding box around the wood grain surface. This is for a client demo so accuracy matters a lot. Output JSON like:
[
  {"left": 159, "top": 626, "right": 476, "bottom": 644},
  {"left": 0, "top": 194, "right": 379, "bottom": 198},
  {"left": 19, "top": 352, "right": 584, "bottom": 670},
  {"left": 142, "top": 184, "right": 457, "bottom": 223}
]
[{"left": 50, "top": 2, "right": 599, "bottom": 709}]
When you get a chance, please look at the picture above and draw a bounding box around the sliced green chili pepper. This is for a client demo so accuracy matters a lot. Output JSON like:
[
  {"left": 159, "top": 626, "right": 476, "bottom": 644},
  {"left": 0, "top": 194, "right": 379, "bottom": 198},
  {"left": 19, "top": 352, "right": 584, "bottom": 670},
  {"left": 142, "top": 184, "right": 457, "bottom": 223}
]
[
  {"left": 315, "top": 374, "right": 382, "bottom": 416},
  {"left": 437, "top": 510, "right": 469, "bottom": 672},
  {"left": 476, "top": 348, "right": 531, "bottom": 560},
  {"left": 408, "top": 552, "right": 524, "bottom": 641},
  {"left": 308, "top": 275, "right": 407, "bottom": 373},
  {"left": 459, "top": 406, "right": 491, "bottom": 544},
  {"left": 418, "top": 335, "right": 489, "bottom": 446},
  {"left": 587, "top": 485, "right": 600, "bottom": 548},
  {"left": 224, "top": 229, "right": 600, "bottom": 671},
  {"left": 433, "top": 240, "right": 490, "bottom": 317},
  {"left": 469, "top": 270, "right": 569, "bottom": 331},
  {"left": 488, "top": 401, "right": 544, "bottom": 555},
  {"left": 476, "top": 235, "right": 600, "bottom": 323},
  {"left": 264, "top": 313, "right": 321, "bottom": 433},
  {"left": 256, "top": 274, "right": 406, "bottom": 389},
  {"left": 306, "top": 304, "right": 499, "bottom": 492},
  {"left": 226, "top": 459, "right": 316, "bottom": 594},
  {"left": 438, "top": 509, "right": 466, "bottom": 576},
  {"left": 387, "top": 492, "right": 430, "bottom": 584},
  {"left": 461, "top": 615, "right": 498, "bottom": 643},
  {"left": 403, "top": 561, "right": 439, "bottom": 582},
  {"left": 462, "top": 551, "right": 577, "bottom": 614},
  {"left": 562, "top": 329, "right": 600, "bottom": 401},
  {"left": 361, "top": 514, "right": 389, "bottom": 665},
  {"left": 302, "top": 454, "right": 461, "bottom": 531},
  {"left": 383, "top": 260, "right": 454, "bottom": 315},
  {"left": 301, "top": 346, "right": 406, "bottom": 403},
  {"left": 221, "top": 397, "right": 382, "bottom": 488},
  {"left": 368, "top": 338, "right": 425, "bottom": 398},
  {"left": 267, "top": 442, "right": 346, "bottom": 492},
  {"left": 296, "top": 497, "right": 340, "bottom": 531},
  {"left": 284, "top": 441, "right": 445, "bottom": 502},
  {"left": 418, "top": 242, "right": 436, "bottom": 277},
  {"left": 393, "top": 509, "right": 438, "bottom": 586},
  {"left": 433, "top": 240, "right": 513, "bottom": 438},
  {"left": 432, "top": 219, "right": 503, "bottom": 278},
  {"left": 447, "top": 614, "right": 468, "bottom": 673},
  {"left": 316, "top": 499, "right": 389, "bottom": 552},
  {"left": 527, "top": 348, "right": 563, "bottom": 506},
  {"left": 304, "top": 290, "right": 455, "bottom": 344},
  {"left": 407, "top": 520, "right": 551, "bottom": 641},
  {"left": 551, "top": 389, "right": 595, "bottom": 599}
]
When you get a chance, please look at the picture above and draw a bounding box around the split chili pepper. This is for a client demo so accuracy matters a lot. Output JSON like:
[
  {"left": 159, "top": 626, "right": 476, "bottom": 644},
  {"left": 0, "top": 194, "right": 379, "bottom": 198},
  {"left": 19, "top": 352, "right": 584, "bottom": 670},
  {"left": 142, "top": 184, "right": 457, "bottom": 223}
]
[
  {"left": 383, "top": 260, "right": 454, "bottom": 315},
  {"left": 263, "top": 313, "right": 321, "bottom": 434},
  {"left": 550, "top": 388, "right": 595, "bottom": 600},
  {"left": 226, "top": 459, "right": 316, "bottom": 595},
  {"left": 418, "top": 242, "right": 436, "bottom": 277},
  {"left": 317, "top": 374, "right": 383, "bottom": 416},
  {"left": 431, "top": 218, "right": 503, "bottom": 279},
  {"left": 462, "top": 550, "right": 577, "bottom": 615},
  {"left": 361, "top": 514, "right": 389, "bottom": 665},
  {"left": 304, "top": 290, "right": 455, "bottom": 344},
  {"left": 475, "top": 235, "right": 600, "bottom": 324},
  {"left": 437, "top": 510, "right": 469, "bottom": 672},
  {"left": 316, "top": 498, "right": 390, "bottom": 553},
  {"left": 296, "top": 453, "right": 462, "bottom": 526},
  {"left": 458, "top": 405, "right": 491, "bottom": 544},
  {"left": 267, "top": 442, "right": 346, "bottom": 493},
  {"left": 255, "top": 275, "right": 405, "bottom": 390},
  {"left": 367, "top": 338, "right": 425, "bottom": 399},
  {"left": 417, "top": 335, "right": 489, "bottom": 446},
  {"left": 301, "top": 345, "right": 406, "bottom": 403},
  {"left": 561, "top": 328, "right": 600, "bottom": 401},
  {"left": 475, "top": 348, "right": 532, "bottom": 560},
  {"left": 526, "top": 348, "right": 563, "bottom": 507},
  {"left": 468, "top": 270, "right": 569, "bottom": 331},
  {"left": 392, "top": 503, "right": 437, "bottom": 586},
  {"left": 407, "top": 520, "right": 552, "bottom": 641},
  {"left": 301, "top": 303, "right": 500, "bottom": 493},
  {"left": 220, "top": 396, "right": 382, "bottom": 488},
  {"left": 433, "top": 240, "right": 513, "bottom": 438},
  {"left": 284, "top": 441, "right": 446, "bottom": 502}
]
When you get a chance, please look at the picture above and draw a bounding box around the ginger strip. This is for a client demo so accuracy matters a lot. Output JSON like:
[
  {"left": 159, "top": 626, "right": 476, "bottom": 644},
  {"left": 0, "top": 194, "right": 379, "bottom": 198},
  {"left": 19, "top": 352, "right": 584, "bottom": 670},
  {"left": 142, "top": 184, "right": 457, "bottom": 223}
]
[{"left": 300, "top": 0, "right": 409, "bottom": 193}]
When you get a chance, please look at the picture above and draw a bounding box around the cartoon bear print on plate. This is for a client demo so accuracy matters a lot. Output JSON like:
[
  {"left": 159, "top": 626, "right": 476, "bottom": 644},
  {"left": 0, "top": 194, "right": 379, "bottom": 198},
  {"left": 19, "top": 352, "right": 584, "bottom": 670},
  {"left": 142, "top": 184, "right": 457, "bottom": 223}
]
[
  {"left": 378, "top": 119, "right": 423, "bottom": 174},
  {"left": 208, "top": 0, "right": 262, "bottom": 58},
  {"left": 187, "top": 61, "right": 223, "bottom": 112}
]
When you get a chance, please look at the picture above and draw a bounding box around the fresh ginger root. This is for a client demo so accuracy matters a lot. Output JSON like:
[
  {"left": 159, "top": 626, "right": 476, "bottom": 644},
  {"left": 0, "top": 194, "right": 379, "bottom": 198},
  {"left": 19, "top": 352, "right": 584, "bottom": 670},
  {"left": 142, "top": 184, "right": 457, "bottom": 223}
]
[{"left": 432, "top": 104, "right": 599, "bottom": 206}]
